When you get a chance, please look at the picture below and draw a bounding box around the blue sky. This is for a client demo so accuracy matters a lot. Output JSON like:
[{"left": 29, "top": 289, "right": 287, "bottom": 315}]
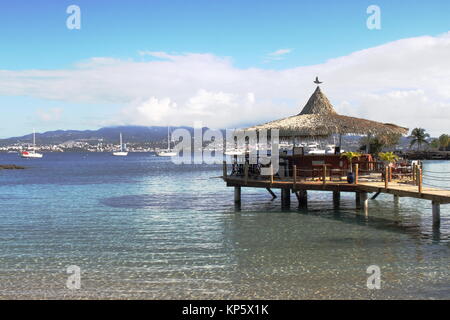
[{"left": 1, "top": 0, "right": 450, "bottom": 137}]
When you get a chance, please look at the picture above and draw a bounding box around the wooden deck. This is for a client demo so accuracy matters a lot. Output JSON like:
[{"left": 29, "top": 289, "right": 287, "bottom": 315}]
[
  {"left": 223, "top": 174, "right": 449, "bottom": 227},
  {"left": 224, "top": 176, "right": 450, "bottom": 204}
]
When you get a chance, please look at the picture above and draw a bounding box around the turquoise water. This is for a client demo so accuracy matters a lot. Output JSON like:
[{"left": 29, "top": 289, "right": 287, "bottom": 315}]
[{"left": 0, "top": 153, "right": 449, "bottom": 299}]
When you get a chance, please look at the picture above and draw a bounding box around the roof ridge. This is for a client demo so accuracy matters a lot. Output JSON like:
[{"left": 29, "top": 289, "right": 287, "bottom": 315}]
[{"left": 299, "top": 86, "right": 337, "bottom": 115}]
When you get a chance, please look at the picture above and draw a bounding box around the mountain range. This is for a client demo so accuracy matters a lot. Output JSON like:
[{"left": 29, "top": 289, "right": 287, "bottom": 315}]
[{"left": 0, "top": 126, "right": 198, "bottom": 145}]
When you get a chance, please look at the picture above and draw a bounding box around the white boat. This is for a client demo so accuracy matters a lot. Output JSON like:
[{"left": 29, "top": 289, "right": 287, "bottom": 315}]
[
  {"left": 112, "top": 133, "right": 128, "bottom": 156},
  {"left": 156, "top": 126, "right": 177, "bottom": 157},
  {"left": 325, "top": 144, "right": 336, "bottom": 154},
  {"left": 306, "top": 143, "right": 326, "bottom": 155},
  {"left": 224, "top": 149, "right": 245, "bottom": 156},
  {"left": 20, "top": 130, "right": 43, "bottom": 158}
]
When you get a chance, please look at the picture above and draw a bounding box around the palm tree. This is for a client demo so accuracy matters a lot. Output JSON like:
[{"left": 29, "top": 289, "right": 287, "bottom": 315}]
[
  {"left": 409, "top": 128, "right": 430, "bottom": 151},
  {"left": 438, "top": 134, "right": 450, "bottom": 150},
  {"left": 378, "top": 152, "right": 399, "bottom": 164},
  {"left": 341, "top": 151, "right": 362, "bottom": 173}
]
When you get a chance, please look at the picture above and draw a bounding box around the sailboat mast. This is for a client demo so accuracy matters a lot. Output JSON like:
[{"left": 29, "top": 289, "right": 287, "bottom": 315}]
[
  {"left": 167, "top": 126, "right": 170, "bottom": 151},
  {"left": 33, "top": 129, "right": 36, "bottom": 148},
  {"left": 120, "top": 133, "right": 123, "bottom": 152}
]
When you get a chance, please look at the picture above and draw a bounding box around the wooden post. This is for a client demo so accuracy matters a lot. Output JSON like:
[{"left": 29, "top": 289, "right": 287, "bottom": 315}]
[
  {"left": 412, "top": 163, "right": 416, "bottom": 184},
  {"left": 355, "top": 192, "right": 361, "bottom": 209},
  {"left": 244, "top": 163, "right": 249, "bottom": 185},
  {"left": 281, "top": 188, "right": 291, "bottom": 209},
  {"left": 384, "top": 166, "right": 389, "bottom": 189},
  {"left": 293, "top": 165, "right": 297, "bottom": 186},
  {"left": 333, "top": 191, "right": 340, "bottom": 209},
  {"left": 223, "top": 161, "right": 227, "bottom": 178},
  {"left": 298, "top": 190, "right": 308, "bottom": 208},
  {"left": 354, "top": 164, "right": 359, "bottom": 185},
  {"left": 322, "top": 164, "right": 327, "bottom": 185},
  {"left": 360, "top": 192, "right": 369, "bottom": 211},
  {"left": 432, "top": 201, "right": 441, "bottom": 227},
  {"left": 234, "top": 186, "right": 241, "bottom": 204},
  {"left": 388, "top": 166, "right": 392, "bottom": 182},
  {"left": 418, "top": 167, "right": 423, "bottom": 193},
  {"left": 394, "top": 195, "right": 399, "bottom": 205},
  {"left": 270, "top": 165, "right": 274, "bottom": 184}
]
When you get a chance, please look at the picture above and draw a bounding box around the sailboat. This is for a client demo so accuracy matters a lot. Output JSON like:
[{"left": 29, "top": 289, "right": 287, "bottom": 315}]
[
  {"left": 156, "top": 126, "right": 177, "bottom": 157},
  {"left": 112, "top": 133, "right": 128, "bottom": 156},
  {"left": 20, "top": 129, "right": 43, "bottom": 158}
]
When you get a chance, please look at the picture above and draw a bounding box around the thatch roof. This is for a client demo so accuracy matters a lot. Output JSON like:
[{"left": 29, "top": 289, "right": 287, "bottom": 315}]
[{"left": 248, "top": 86, "right": 408, "bottom": 138}]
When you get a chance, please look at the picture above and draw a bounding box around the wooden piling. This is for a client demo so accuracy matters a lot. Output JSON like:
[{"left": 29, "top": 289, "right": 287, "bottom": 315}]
[
  {"left": 281, "top": 188, "right": 291, "bottom": 209},
  {"left": 432, "top": 201, "right": 441, "bottom": 226},
  {"left": 298, "top": 190, "right": 308, "bottom": 208},
  {"left": 244, "top": 163, "right": 249, "bottom": 185},
  {"left": 223, "top": 161, "right": 227, "bottom": 178},
  {"left": 234, "top": 186, "right": 241, "bottom": 204},
  {"left": 333, "top": 191, "right": 340, "bottom": 208},
  {"left": 354, "top": 164, "right": 359, "bottom": 185},
  {"left": 355, "top": 192, "right": 361, "bottom": 209},
  {"left": 394, "top": 195, "right": 399, "bottom": 205},
  {"left": 360, "top": 192, "right": 369, "bottom": 211}
]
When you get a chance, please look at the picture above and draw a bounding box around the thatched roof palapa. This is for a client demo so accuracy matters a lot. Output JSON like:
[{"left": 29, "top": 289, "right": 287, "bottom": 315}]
[{"left": 248, "top": 86, "right": 408, "bottom": 138}]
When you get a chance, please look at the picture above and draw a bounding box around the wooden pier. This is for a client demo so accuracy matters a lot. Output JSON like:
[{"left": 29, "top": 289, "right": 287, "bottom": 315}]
[{"left": 222, "top": 161, "right": 449, "bottom": 227}]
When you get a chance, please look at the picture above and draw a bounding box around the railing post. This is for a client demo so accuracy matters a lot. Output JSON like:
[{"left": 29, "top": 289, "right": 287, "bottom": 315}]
[
  {"left": 418, "top": 167, "right": 423, "bottom": 193},
  {"left": 293, "top": 165, "right": 297, "bottom": 186},
  {"left": 270, "top": 165, "right": 274, "bottom": 184},
  {"left": 384, "top": 166, "right": 389, "bottom": 189},
  {"left": 223, "top": 160, "right": 227, "bottom": 178},
  {"left": 322, "top": 164, "right": 326, "bottom": 185},
  {"left": 412, "top": 163, "right": 416, "bottom": 184},
  {"left": 355, "top": 164, "right": 359, "bottom": 185},
  {"left": 389, "top": 166, "right": 392, "bottom": 182}
]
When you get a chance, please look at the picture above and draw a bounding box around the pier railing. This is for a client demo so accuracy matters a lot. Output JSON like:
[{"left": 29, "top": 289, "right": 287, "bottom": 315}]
[{"left": 223, "top": 159, "right": 420, "bottom": 187}]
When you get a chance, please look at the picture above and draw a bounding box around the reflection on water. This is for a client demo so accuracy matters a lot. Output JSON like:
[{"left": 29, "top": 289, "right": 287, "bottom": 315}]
[{"left": 0, "top": 154, "right": 449, "bottom": 299}]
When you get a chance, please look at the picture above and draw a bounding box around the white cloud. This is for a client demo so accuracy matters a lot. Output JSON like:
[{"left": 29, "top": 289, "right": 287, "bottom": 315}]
[
  {"left": 36, "top": 108, "right": 63, "bottom": 122},
  {"left": 268, "top": 49, "right": 292, "bottom": 56},
  {"left": 1, "top": 32, "right": 450, "bottom": 135},
  {"left": 264, "top": 48, "right": 293, "bottom": 62}
]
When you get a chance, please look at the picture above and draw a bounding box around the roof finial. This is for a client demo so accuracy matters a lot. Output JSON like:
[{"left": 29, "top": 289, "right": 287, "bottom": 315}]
[{"left": 314, "top": 76, "right": 323, "bottom": 85}]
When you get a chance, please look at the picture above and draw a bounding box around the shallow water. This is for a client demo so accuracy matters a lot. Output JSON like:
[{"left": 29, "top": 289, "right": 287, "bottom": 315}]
[{"left": 0, "top": 153, "right": 449, "bottom": 299}]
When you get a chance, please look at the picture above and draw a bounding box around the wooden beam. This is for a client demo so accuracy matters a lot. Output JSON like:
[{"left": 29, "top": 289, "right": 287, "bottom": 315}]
[
  {"left": 371, "top": 191, "right": 381, "bottom": 200},
  {"left": 266, "top": 188, "right": 277, "bottom": 199}
]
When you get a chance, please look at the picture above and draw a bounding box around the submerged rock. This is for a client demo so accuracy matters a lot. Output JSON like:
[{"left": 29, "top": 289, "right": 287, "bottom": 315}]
[{"left": 0, "top": 164, "right": 26, "bottom": 169}]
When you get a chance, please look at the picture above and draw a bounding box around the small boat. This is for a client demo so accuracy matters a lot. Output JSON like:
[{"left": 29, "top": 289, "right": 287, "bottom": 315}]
[
  {"left": 224, "top": 149, "right": 245, "bottom": 156},
  {"left": 112, "top": 133, "right": 128, "bottom": 156},
  {"left": 306, "top": 143, "right": 326, "bottom": 155},
  {"left": 325, "top": 145, "right": 334, "bottom": 154},
  {"left": 156, "top": 126, "right": 177, "bottom": 157},
  {"left": 20, "top": 130, "right": 43, "bottom": 159}
]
